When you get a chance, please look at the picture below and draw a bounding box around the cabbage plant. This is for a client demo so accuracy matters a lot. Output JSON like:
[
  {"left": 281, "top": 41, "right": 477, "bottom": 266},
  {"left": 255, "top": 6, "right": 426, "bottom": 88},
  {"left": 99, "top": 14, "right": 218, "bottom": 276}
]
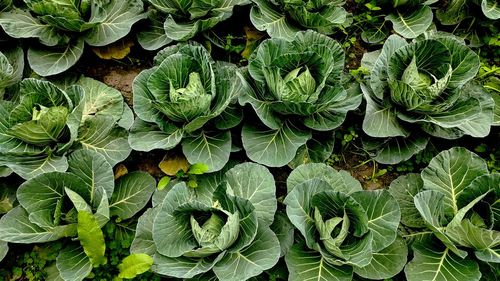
[
  {"left": 130, "top": 162, "right": 280, "bottom": 280},
  {"left": 0, "top": 149, "right": 156, "bottom": 281},
  {"left": 389, "top": 147, "right": 500, "bottom": 281},
  {"left": 438, "top": 0, "right": 500, "bottom": 23},
  {"left": 137, "top": 0, "right": 250, "bottom": 50},
  {"left": 284, "top": 163, "right": 406, "bottom": 280},
  {"left": 240, "top": 30, "right": 362, "bottom": 167},
  {"left": 0, "top": 46, "right": 23, "bottom": 98},
  {"left": 0, "top": 77, "right": 132, "bottom": 179},
  {"left": 360, "top": 34, "right": 494, "bottom": 164},
  {"left": 250, "top": 0, "right": 350, "bottom": 40},
  {"left": 0, "top": 0, "right": 146, "bottom": 76},
  {"left": 129, "top": 43, "right": 244, "bottom": 172}
]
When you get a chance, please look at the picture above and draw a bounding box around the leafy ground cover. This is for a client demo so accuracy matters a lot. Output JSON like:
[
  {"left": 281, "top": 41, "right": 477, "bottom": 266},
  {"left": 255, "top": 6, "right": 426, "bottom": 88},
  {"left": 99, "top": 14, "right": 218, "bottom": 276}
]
[{"left": 0, "top": 0, "right": 499, "bottom": 280}]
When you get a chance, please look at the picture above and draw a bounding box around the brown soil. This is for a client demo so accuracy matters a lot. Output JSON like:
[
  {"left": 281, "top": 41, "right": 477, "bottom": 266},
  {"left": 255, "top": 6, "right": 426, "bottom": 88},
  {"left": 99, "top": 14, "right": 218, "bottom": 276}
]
[{"left": 332, "top": 151, "right": 398, "bottom": 190}]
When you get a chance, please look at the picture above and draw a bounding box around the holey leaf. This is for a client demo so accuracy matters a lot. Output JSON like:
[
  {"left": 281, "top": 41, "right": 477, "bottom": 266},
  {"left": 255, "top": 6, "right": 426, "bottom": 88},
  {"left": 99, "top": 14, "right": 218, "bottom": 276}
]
[{"left": 77, "top": 211, "right": 106, "bottom": 267}]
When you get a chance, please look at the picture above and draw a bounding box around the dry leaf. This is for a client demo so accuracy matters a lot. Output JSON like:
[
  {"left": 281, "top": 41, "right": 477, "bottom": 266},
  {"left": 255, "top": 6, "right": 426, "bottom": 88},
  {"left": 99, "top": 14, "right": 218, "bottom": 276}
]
[
  {"left": 158, "top": 154, "right": 190, "bottom": 176},
  {"left": 92, "top": 39, "right": 134, "bottom": 60},
  {"left": 114, "top": 164, "right": 128, "bottom": 180},
  {"left": 241, "top": 26, "right": 265, "bottom": 59}
]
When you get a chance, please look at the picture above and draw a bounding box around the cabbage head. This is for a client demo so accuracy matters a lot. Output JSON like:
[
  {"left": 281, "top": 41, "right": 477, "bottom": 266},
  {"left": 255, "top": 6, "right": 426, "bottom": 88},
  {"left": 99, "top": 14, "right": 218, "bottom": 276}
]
[
  {"left": 361, "top": 34, "right": 494, "bottom": 164},
  {"left": 250, "top": 0, "right": 350, "bottom": 40},
  {"left": 389, "top": 147, "right": 500, "bottom": 281},
  {"left": 284, "top": 163, "right": 406, "bottom": 281},
  {"left": 130, "top": 43, "right": 244, "bottom": 172},
  {"left": 240, "top": 30, "right": 361, "bottom": 167},
  {"left": 138, "top": 0, "right": 250, "bottom": 50},
  {"left": 130, "top": 163, "right": 280, "bottom": 281},
  {"left": 0, "top": 77, "right": 132, "bottom": 179},
  {"left": 0, "top": 0, "right": 147, "bottom": 76}
]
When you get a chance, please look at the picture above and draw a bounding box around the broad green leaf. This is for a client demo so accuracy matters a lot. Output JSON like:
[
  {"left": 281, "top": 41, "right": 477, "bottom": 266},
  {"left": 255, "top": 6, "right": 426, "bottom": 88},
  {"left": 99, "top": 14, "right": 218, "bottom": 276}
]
[
  {"left": 27, "top": 39, "right": 84, "bottom": 76},
  {"left": 224, "top": 162, "right": 276, "bottom": 226},
  {"left": 250, "top": 0, "right": 300, "bottom": 40},
  {"left": 0, "top": 9, "right": 63, "bottom": 46},
  {"left": 456, "top": 85, "right": 495, "bottom": 138},
  {"left": 128, "top": 119, "right": 184, "bottom": 151},
  {"left": 78, "top": 115, "right": 131, "bottom": 166},
  {"left": 271, "top": 212, "right": 294, "bottom": 257},
  {"left": 212, "top": 224, "right": 280, "bottom": 281},
  {"left": 421, "top": 147, "right": 488, "bottom": 216},
  {"left": 362, "top": 90, "right": 409, "bottom": 138},
  {"left": 288, "top": 132, "right": 335, "bottom": 169},
  {"left": 85, "top": 0, "right": 147, "bottom": 46},
  {"left": 56, "top": 244, "right": 92, "bottom": 281},
  {"left": 482, "top": 0, "right": 500, "bottom": 19},
  {"left": 118, "top": 253, "right": 154, "bottom": 279},
  {"left": 436, "top": 0, "right": 467, "bottom": 25},
  {"left": 285, "top": 243, "right": 353, "bottom": 281},
  {"left": 287, "top": 163, "right": 362, "bottom": 194},
  {"left": 68, "top": 150, "right": 114, "bottom": 207},
  {"left": 368, "top": 35, "right": 409, "bottom": 99},
  {"left": 0, "top": 206, "right": 76, "bottom": 243},
  {"left": 137, "top": 11, "right": 172, "bottom": 50},
  {"left": 363, "top": 134, "right": 429, "bottom": 165},
  {"left": 77, "top": 211, "right": 106, "bottom": 266},
  {"left": 435, "top": 37, "right": 480, "bottom": 88},
  {"left": 110, "top": 172, "right": 156, "bottom": 220},
  {"left": 5, "top": 153, "right": 68, "bottom": 180},
  {"left": 0, "top": 46, "right": 23, "bottom": 94},
  {"left": 446, "top": 220, "right": 500, "bottom": 263},
  {"left": 0, "top": 240, "right": 7, "bottom": 262},
  {"left": 353, "top": 236, "right": 407, "bottom": 279},
  {"left": 153, "top": 183, "right": 197, "bottom": 257},
  {"left": 76, "top": 77, "right": 124, "bottom": 121},
  {"left": 361, "top": 26, "right": 389, "bottom": 44},
  {"left": 242, "top": 121, "right": 311, "bottom": 167},
  {"left": 130, "top": 208, "right": 157, "bottom": 256},
  {"left": 65, "top": 187, "right": 91, "bottom": 213},
  {"left": 414, "top": 190, "right": 468, "bottom": 258},
  {"left": 405, "top": 243, "right": 481, "bottom": 281},
  {"left": 284, "top": 179, "right": 332, "bottom": 248},
  {"left": 8, "top": 106, "right": 68, "bottom": 146},
  {"left": 388, "top": 173, "right": 426, "bottom": 228},
  {"left": 153, "top": 252, "right": 224, "bottom": 278},
  {"left": 45, "top": 263, "right": 64, "bottom": 281},
  {"left": 17, "top": 172, "right": 85, "bottom": 228},
  {"left": 182, "top": 130, "right": 231, "bottom": 173},
  {"left": 351, "top": 190, "right": 401, "bottom": 251},
  {"left": 386, "top": 6, "right": 433, "bottom": 39}
]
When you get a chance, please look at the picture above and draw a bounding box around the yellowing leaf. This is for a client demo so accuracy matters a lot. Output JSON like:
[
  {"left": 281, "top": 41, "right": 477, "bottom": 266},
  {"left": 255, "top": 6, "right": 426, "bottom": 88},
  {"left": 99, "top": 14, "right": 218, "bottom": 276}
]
[
  {"left": 114, "top": 164, "right": 128, "bottom": 180},
  {"left": 77, "top": 211, "right": 107, "bottom": 266},
  {"left": 92, "top": 39, "right": 134, "bottom": 60},
  {"left": 158, "top": 155, "right": 190, "bottom": 176},
  {"left": 118, "top": 253, "right": 153, "bottom": 279},
  {"left": 241, "top": 26, "right": 265, "bottom": 59}
]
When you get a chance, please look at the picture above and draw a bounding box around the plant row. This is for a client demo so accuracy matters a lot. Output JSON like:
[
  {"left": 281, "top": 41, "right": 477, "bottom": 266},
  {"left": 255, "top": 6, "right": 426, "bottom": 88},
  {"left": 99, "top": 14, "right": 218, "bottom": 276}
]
[
  {"left": 1, "top": 28, "right": 498, "bottom": 178},
  {"left": 0, "top": 0, "right": 499, "bottom": 76},
  {"left": 0, "top": 146, "right": 498, "bottom": 281}
]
